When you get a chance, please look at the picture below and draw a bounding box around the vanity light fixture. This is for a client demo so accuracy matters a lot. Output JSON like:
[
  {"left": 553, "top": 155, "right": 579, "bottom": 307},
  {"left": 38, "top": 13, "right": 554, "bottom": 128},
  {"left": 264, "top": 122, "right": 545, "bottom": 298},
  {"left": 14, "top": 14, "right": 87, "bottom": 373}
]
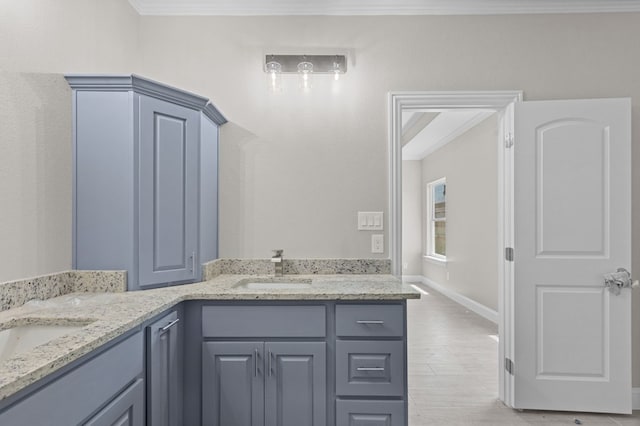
[{"left": 263, "top": 54, "right": 347, "bottom": 92}]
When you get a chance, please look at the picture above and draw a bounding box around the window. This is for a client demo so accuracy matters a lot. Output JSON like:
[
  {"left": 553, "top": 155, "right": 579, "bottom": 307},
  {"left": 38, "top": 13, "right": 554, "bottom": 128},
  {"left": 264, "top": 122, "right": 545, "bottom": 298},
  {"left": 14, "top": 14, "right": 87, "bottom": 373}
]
[{"left": 426, "top": 178, "right": 446, "bottom": 260}]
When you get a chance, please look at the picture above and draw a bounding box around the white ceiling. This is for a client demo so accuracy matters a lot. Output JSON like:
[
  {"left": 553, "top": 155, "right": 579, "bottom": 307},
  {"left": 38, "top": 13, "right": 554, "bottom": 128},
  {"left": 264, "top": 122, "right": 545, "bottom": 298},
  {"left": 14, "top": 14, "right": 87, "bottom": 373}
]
[
  {"left": 127, "top": 0, "right": 640, "bottom": 16},
  {"left": 402, "top": 111, "right": 494, "bottom": 160}
]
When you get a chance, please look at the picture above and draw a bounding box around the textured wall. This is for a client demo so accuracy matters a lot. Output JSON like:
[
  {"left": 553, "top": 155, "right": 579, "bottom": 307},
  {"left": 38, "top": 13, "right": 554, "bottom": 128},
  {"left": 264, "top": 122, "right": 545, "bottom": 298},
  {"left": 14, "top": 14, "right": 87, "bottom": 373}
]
[
  {"left": 0, "top": 0, "right": 139, "bottom": 73},
  {"left": 0, "top": 0, "right": 139, "bottom": 281},
  {"left": 402, "top": 160, "right": 422, "bottom": 276},
  {"left": 0, "top": 72, "right": 72, "bottom": 281}
]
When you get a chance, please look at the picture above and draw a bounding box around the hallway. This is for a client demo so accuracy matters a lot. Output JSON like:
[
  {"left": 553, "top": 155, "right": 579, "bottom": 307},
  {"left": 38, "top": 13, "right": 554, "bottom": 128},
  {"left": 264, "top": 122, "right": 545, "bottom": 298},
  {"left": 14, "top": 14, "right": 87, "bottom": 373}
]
[{"left": 405, "top": 283, "right": 640, "bottom": 425}]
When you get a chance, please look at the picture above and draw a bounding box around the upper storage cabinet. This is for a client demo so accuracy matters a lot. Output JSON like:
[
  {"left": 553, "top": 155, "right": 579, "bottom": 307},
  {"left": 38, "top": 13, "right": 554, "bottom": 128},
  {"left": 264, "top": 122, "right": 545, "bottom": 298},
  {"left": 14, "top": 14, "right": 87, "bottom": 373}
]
[{"left": 66, "top": 75, "right": 226, "bottom": 291}]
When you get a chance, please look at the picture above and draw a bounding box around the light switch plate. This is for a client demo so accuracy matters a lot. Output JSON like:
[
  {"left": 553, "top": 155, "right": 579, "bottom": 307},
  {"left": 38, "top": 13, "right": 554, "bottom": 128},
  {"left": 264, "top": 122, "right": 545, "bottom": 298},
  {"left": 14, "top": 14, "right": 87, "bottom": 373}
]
[
  {"left": 372, "top": 234, "right": 384, "bottom": 253},
  {"left": 358, "top": 212, "right": 383, "bottom": 230}
]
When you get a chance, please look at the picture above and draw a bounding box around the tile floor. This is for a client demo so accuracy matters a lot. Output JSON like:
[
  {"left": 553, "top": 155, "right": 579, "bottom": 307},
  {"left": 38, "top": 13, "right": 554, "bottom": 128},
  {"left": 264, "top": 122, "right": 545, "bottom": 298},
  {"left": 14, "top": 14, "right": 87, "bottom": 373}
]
[{"left": 405, "top": 282, "right": 640, "bottom": 425}]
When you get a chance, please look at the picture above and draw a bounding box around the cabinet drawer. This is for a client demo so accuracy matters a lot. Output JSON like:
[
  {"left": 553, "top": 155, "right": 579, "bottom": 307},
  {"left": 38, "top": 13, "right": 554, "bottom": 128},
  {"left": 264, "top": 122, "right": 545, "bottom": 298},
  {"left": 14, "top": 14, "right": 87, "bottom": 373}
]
[
  {"left": 336, "top": 340, "right": 404, "bottom": 396},
  {"left": 336, "top": 400, "right": 405, "bottom": 426},
  {"left": 336, "top": 304, "right": 404, "bottom": 337},
  {"left": 202, "top": 305, "right": 326, "bottom": 338}
]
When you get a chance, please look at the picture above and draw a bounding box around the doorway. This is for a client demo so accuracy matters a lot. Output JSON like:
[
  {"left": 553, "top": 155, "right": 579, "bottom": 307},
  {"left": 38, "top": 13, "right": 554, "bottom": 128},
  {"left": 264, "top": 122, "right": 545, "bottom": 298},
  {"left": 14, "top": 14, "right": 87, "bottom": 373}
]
[{"left": 388, "top": 91, "right": 522, "bottom": 405}]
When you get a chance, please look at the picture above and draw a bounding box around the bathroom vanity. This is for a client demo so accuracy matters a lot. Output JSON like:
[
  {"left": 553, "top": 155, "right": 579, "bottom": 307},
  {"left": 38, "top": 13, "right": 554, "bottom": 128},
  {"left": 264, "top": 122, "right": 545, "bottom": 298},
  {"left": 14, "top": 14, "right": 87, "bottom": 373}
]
[{"left": 0, "top": 274, "right": 419, "bottom": 426}]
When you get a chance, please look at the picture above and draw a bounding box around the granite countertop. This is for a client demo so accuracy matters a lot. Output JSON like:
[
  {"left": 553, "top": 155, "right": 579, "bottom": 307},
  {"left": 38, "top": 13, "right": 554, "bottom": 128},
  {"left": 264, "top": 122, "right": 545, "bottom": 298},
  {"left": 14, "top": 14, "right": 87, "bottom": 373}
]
[{"left": 0, "top": 273, "right": 419, "bottom": 402}]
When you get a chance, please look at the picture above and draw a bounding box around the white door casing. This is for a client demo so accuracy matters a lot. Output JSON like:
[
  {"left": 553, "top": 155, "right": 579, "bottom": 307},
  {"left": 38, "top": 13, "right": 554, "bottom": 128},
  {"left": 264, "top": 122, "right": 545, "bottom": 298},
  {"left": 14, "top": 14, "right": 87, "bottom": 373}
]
[
  {"left": 513, "top": 98, "right": 632, "bottom": 413},
  {"left": 388, "top": 90, "right": 522, "bottom": 405}
]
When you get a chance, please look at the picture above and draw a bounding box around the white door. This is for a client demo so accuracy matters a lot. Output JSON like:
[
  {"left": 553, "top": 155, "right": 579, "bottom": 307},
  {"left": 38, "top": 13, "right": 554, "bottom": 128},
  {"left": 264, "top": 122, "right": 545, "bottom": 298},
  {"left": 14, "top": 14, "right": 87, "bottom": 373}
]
[{"left": 513, "top": 98, "right": 632, "bottom": 414}]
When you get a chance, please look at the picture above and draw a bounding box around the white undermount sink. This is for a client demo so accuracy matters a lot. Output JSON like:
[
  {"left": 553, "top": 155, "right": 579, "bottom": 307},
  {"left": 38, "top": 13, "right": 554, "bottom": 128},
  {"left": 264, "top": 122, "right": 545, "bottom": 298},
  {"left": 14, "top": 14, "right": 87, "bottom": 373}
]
[
  {"left": 234, "top": 278, "right": 313, "bottom": 290},
  {"left": 0, "top": 323, "right": 87, "bottom": 362}
]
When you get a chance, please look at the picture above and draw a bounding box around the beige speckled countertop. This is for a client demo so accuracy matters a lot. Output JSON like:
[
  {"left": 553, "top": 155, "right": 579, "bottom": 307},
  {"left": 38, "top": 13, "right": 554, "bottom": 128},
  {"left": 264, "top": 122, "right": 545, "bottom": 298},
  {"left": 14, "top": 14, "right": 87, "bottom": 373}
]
[{"left": 0, "top": 274, "right": 419, "bottom": 402}]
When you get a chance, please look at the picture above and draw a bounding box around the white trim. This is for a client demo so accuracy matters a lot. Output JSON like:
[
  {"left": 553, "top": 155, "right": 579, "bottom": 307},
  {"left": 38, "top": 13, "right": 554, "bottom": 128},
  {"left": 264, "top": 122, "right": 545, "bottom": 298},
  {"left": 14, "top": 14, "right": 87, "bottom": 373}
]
[
  {"left": 389, "top": 90, "right": 521, "bottom": 407},
  {"left": 389, "top": 90, "right": 522, "bottom": 277},
  {"left": 414, "top": 276, "right": 499, "bottom": 324},
  {"left": 403, "top": 111, "right": 494, "bottom": 160},
  {"left": 633, "top": 388, "right": 640, "bottom": 410},
  {"left": 128, "top": 0, "right": 640, "bottom": 16},
  {"left": 423, "top": 255, "right": 447, "bottom": 266},
  {"left": 402, "top": 275, "right": 425, "bottom": 283}
]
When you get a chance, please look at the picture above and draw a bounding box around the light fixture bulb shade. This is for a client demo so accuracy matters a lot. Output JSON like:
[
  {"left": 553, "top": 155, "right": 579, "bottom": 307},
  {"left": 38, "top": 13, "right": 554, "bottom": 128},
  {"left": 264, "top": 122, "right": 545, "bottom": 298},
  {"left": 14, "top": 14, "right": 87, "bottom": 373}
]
[
  {"left": 297, "top": 61, "right": 313, "bottom": 74},
  {"left": 297, "top": 61, "right": 313, "bottom": 91},
  {"left": 266, "top": 61, "right": 282, "bottom": 92},
  {"left": 265, "top": 60, "right": 282, "bottom": 73}
]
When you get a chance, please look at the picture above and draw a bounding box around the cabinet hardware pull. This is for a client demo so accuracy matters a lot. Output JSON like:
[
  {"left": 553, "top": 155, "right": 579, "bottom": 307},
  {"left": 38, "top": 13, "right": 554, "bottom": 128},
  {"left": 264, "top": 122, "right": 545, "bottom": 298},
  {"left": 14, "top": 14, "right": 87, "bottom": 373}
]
[
  {"left": 159, "top": 318, "right": 180, "bottom": 333},
  {"left": 356, "top": 320, "right": 384, "bottom": 324},
  {"left": 356, "top": 367, "right": 385, "bottom": 371},
  {"left": 268, "top": 350, "right": 273, "bottom": 376},
  {"left": 190, "top": 252, "right": 196, "bottom": 274},
  {"left": 254, "top": 349, "right": 258, "bottom": 377}
]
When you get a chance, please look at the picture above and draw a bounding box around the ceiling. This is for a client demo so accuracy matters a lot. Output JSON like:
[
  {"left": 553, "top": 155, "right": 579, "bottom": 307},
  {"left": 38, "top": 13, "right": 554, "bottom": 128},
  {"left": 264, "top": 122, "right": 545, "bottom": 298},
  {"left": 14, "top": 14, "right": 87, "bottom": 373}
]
[
  {"left": 402, "top": 110, "right": 494, "bottom": 160},
  {"left": 127, "top": 0, "right": 640, "bottom": 15}
]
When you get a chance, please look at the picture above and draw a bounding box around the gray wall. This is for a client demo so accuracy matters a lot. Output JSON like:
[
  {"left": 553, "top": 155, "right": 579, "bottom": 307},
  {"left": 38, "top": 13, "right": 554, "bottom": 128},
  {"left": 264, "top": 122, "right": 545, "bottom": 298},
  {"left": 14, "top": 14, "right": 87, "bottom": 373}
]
[
  {"left": 0, "top": 3, "right": 639, "bottom": 386},
  {"left": 421, "top": 115, "right": 499, "bottom": 311}
]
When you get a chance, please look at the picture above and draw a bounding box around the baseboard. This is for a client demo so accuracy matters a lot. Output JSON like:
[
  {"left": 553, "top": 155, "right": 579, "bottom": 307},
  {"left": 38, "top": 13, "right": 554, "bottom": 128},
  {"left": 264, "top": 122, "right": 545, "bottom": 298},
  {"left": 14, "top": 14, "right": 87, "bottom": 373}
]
[
  {"left": 407, "top": 275, "right": 499, "bottom": 324},
  {"left": 633, "top": 387, "right": 640, "bottom": 410}
]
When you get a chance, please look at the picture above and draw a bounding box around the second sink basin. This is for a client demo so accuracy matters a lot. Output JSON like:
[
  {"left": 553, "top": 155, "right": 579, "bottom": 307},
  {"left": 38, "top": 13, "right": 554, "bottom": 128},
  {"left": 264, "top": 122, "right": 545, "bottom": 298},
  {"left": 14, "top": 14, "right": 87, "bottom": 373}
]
[{"left": 0, "top": 322, "right": 89, "bottom": 362}]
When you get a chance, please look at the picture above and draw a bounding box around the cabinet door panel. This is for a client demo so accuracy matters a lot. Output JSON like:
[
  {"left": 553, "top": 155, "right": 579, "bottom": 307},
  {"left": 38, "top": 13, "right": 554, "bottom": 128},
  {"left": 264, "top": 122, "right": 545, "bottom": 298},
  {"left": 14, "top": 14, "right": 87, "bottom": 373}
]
[
  {"left": 147, "top": 311, "right": 181, "bottom": 426},
  {"left": 139, "top": 95, "right": 200, "bottom": 287},
  {"left": 202, "top": 342, "right": 264, "bottom": 426},
  {"left": 83, "top": 378, "right": 144, "bottom": 426},
  {"left": 265, "top": 342, "right": 326, "bottom": 426}
]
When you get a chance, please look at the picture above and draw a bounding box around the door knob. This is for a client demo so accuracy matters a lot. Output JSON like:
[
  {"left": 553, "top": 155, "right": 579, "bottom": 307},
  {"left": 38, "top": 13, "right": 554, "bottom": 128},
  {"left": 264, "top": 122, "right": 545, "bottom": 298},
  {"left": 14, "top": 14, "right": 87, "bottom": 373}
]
[{"left": 603, "top": 268, "right": 638, "bottom": 295}]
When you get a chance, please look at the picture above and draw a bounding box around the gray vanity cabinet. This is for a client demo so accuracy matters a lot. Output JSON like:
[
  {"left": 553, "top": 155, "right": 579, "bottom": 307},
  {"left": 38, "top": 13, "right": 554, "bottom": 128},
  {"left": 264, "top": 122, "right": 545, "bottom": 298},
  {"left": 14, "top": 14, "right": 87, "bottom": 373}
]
[
  {"left": 335, "top": 304, "right": 407, "bottom": 426},
  {"left": 65, "top": 74, "right": 226, "bottom": 291},
  {"left": 0, "top": 332, "right": 144, "bottom": 426},
  {"left": 264, "top": 342, "right": 326, "bottom": 426},
  {"left": 202, "top": 341, "right": 264, "bottom": 426},
  {"left": 138, "top": 97, "right": 200, "bottom": 287},
  {"left": 202, "top": 341, "right": 326, "bottom": 426},
  {"left": 84, "top": 378, "right": 145, "bottom": 426},
  {"left": 146, "top": 310, "right": 182, "bottom": 426},
  {"left": 200, "top": 304, "right": 327, "bottom": 426}
]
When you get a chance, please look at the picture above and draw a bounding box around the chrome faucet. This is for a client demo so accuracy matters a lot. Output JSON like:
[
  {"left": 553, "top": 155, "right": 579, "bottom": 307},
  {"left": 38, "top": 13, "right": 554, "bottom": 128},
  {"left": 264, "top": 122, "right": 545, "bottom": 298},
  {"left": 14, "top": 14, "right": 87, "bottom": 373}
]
[{"left": 271, "top": 249, "right": 284, "bottom": 277}]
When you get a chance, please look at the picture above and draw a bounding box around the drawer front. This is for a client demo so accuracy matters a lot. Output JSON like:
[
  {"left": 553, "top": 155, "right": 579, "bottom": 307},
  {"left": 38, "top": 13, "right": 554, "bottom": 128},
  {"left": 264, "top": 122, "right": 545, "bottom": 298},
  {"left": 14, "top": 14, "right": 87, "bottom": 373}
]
[
  {"left": 202, "top": 305, "right": 326, "bottom": 338},
  {"left": 336, "top": 340, "right": 404, "bottom": 396},
  {"left": 336, "top": 400, "right": 405, "bottom": 426},
  {"left": 336, "top": 304, "right": 404, "bottom": 337}
]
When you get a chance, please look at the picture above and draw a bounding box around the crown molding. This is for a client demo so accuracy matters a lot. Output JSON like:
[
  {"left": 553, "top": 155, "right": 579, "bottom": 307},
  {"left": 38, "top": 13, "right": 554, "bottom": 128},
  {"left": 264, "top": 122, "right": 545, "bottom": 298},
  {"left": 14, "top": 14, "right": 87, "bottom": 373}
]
[
  {"left": 127, "top": 0, "right": 640, "bottom": 16},
  {"left": 64, "top": 74, "right": 226, "bottom": 124}
]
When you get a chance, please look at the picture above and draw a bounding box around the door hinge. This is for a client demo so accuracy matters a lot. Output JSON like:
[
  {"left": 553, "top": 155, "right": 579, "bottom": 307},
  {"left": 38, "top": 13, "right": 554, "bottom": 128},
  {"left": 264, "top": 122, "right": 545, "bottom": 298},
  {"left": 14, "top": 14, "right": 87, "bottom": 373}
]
[
  {"left": 505, "top": 247, "right": 514, "bottom": 262},
  {"left": 505, "top": 357, "right": 514, "bottom": 375},
  {"left": 505, "top": 133, "right": 514, "bottom": 148}
]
